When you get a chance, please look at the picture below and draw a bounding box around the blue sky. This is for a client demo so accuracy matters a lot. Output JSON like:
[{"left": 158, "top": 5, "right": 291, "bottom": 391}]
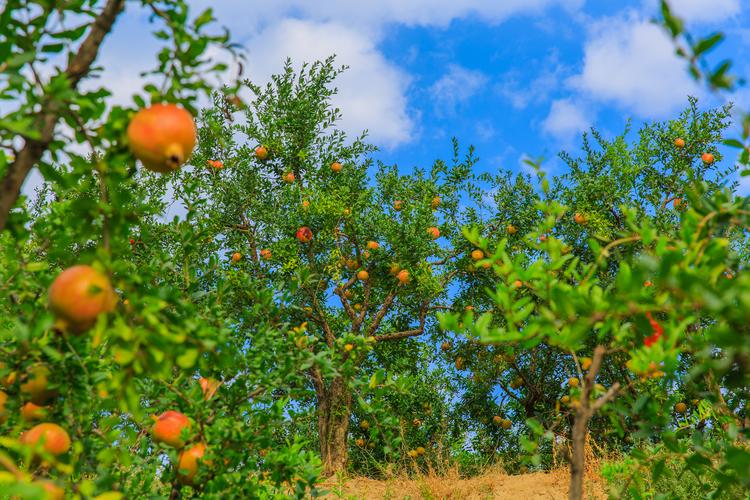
[{"left": 50, "top": 0, "right": 750, "bottom": 196}]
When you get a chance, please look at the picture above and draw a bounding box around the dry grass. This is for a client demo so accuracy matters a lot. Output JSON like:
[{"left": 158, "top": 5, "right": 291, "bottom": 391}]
[{"left": 320, "top": 465, "right": 606, "bottom": 500}]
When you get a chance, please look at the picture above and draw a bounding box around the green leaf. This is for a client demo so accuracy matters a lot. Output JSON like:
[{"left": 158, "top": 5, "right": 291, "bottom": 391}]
[
  {"left": 693, "top": 33, "right": 724, "bottom": 56},
  {"left": 177, "top": 348, "right": 199, "bottom": 369},
  {"left": 26, "top": 262, "right": 48, "bottom": 272}
]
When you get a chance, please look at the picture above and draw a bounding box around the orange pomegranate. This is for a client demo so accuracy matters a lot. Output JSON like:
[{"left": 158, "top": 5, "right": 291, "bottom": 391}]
[
  {"left": 701, "top": 152, "right": 714, "bottom": 164},
  {"left": 331, "top": 161, "right": 342, "bottom": 173},
  {"left": 21, "top": 402, "right": 47, "bottom": 421},
  {"left": 431, "top": 196, "right": 441, "bottom": 210},
  {"left": 48, "top": 265, "right": 116, "bottom": 332},
  {"left": 357, "top": 270, "right": 369, "bottom": 281},
  {"left": 393, "top": 200, "right": 403, "bottom": 211},
  {"left": 231, "top": 252, "right": 242, "bottom": 263},
  {"left": 260, "top": 249, "right": 272, "bottom": 260},
  {"left": 674, "top": 138, "right": 685, "bottom": 148},
  {"left": 574, "top": 213, "right": 587, "bottom": 225},
  {"left": 296, "top": 226, "right": 313, "bottom": 243},
  {"left": 127, "top": 104, "right": 196, "bottom": 173},
  {"left": 255, "top": 145, "right": 269, "bottom": 160},
  {"left": 396, "top": 269, "right": 410, "bottom": 285},
  {"left": 506, "top": 224, "right": 517, "bottom": 235},
  {"left": 471, "top": 249, "right": 484, "bottom": 261},
  {"left": 21, "top": 423, "right": 71, "bottom": 455},
  {"left": 427, "top": 227, "right": 440, "bottom": 240},
  {"left": 177, "top": 442, "right": 208, "bottom": 484},
  {"left": 366, "top": 241, "right": 379, "bottom": 250},
  {"left": 152, "top": 410, "right": 191, "bottom": 448},
  {"left": 282, "top": 171, "right": 295, "bottom": 183}
]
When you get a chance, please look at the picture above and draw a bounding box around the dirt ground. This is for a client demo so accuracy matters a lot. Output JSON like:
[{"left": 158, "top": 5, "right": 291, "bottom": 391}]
[{"left": 321, "top": 468, "right": 606, "bottom": 500}]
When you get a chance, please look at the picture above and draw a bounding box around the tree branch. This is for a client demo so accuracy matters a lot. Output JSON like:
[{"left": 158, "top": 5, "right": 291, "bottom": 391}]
[
  {"left": 365, "top": 290, "right": 397, "bottom": 336},
  {"left": 373, "top": 301, "right": 429, "bottom": 342},
  {"left": 0, "top": 0, "right": 125, "bottom": 230}
]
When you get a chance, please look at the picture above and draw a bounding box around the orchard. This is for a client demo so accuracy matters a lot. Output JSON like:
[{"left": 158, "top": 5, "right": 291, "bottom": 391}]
[{"left": 0, "top": 1, "right": 748, "bottom": 499}]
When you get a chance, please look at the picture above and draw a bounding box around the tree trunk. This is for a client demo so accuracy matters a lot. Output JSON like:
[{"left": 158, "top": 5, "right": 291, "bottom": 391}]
[
  {"left": 316, "top": 375, "right": 351, "bottom": 476},
  {"left": 568, "top": 346, "right": 620, "bottom": 500},
  {"left": 569, "top": 409, "right": 590, "bottom": 500}
]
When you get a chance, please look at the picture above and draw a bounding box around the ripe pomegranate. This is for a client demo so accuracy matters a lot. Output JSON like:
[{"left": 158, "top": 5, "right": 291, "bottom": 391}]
[
  {"left": 207, "top": 159, "right": 223, "bottom": 169},
  {"left": 427, "top": 226, "right": 440, "bottom": 240},
  {"left": 574, "top": 213, "right": 587, "bottom": 225},
  {"left": 580, "top": 357, "right": 592, "bottom": 371},
  {"left": 701, "top": 152, "right": 715, "bottom": 164},
  {"left": 231, "top": 252, "right": 242, "bottom": 263},
  {"left": 48, "top": 265, "right": 116, "bottom": 332},
  {"left": 366, "top": 241, "right": 379, "bottom": 250},
  {"left": 471, "top": 249, "right": 484, "bottom": 261},
  {"left": 357, "top": 270, "right": 369, "bottom": 281},
  {"left": 396, "top": 269, "right": 410, "bottom": 285},
  {"left": 127, "top": 104, "right": 196, "bottom": 173},
  {"left": 296, "top": 226, "right": 313, "bottom": 243},
  {"left": 255, "top": 145, "right": 269, "bottom": 160},
  {"left": 283, "top": 172, "right": 295, "bottom": 183},
  {"left": 331, "top": 161, "right": 342, "bottom": 173},
  {"left": 21, "top": 423, "right": 71, "bottom": 455},
  {"left": 21, "top": 402, "right": 47, "bottom": 421},
  {"left": 674, "top": 138, "right": 685, "bottom": 148},
  {"left": 152, "top": 410, "right": 191, "bottom": 448},
  {"left": 393, "top": 200, "right": 403, "bottom": 211},
  {"left": 260, "top": 249, "right": 272, "bottom": 260},
  {"left": 177, "top": 442, "right": 207, "bottom": 484}
]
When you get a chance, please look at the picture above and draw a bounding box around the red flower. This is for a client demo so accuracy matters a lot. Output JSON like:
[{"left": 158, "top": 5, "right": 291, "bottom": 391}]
[{"left": 644, "top": 312, "right": 663, "bottom": 347}]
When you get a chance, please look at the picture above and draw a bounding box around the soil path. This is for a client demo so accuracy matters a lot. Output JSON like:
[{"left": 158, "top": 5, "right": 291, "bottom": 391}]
[{"left": 322, "top": 469, "right": 606, "bottom": 499}]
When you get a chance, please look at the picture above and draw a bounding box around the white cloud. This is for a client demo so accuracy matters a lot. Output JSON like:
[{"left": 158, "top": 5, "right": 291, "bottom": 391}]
[
  {"left": 541, "top": 98, "right": 591, "bottom": 139},
  {"left": 197, "top": 0, "right": 586, "bottom": 36},
  {"left": 642, "top": 0, "right": 741, "bottom": 23},
  {"left": 570, "top": 15, "right": 703, "bottom": 118},
  {"left": 243, "top": 19, "right": 413, "bottom": 148},
  {"left": 429, "top": 65, "right": 488, "bottom": 116}
]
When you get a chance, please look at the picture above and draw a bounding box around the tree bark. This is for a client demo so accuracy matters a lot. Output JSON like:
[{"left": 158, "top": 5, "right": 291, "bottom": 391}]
[
  {"left": 569, "top": 346, "right": 620, "bottom": 500},
  {"left": 0, "top": 0, "right": 125, "bottom": 230},
  {"left": 316, "top": 375, "right": 352, "bottom": 476},
  {"left": 568, "top": 407, "right": 590, "bottom": 500}
]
